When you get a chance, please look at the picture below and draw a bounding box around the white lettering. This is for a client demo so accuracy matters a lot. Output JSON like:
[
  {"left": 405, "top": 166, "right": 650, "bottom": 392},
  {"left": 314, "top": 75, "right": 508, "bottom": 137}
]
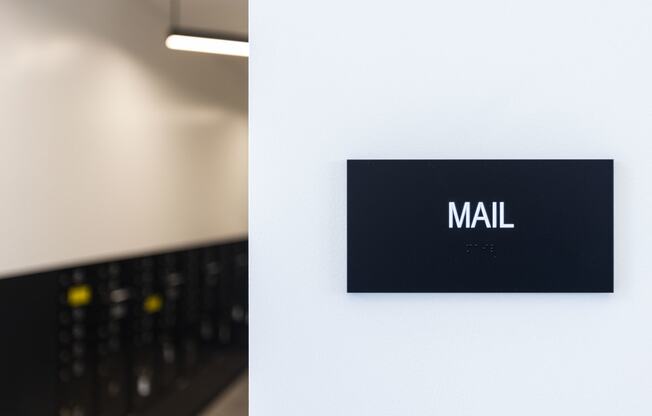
[
  {"left": 499, "top": 201, "right": 514, "bottom": 228},
  {"left": 448, "top": 201, "right": 515, "bottom": 229},
  {"left": 448, "top": 202, "right": 471, "bottom": 228},
  {"left": 471, "top": 202, "right": 492, "bottom": 228}
]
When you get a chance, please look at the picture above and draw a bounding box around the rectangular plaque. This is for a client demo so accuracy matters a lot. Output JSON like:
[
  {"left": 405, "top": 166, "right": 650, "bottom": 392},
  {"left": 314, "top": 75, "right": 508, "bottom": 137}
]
[{"left": 347, "top": 159, "right": 614, "bottom": 293}]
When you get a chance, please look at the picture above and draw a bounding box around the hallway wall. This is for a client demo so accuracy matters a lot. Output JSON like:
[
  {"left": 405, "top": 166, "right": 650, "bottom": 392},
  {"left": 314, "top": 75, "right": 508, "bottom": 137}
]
[{"left": 0, "top": 0, "right": 248, "bottom": 276}]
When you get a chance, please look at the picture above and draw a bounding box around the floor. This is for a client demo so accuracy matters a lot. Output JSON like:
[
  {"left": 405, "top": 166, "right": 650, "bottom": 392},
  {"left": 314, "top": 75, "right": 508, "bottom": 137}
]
[{"left": 199, "top": 372, "right": 248, "bottom": 416}]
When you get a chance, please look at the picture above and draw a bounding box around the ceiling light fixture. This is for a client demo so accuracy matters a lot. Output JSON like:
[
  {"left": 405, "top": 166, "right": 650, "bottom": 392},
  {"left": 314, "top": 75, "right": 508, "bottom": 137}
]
[
  {"left": 166, "top": 29, "right": 249, "bottom": 57},
  {"left": 165, "top": 0, "right": 249, "bottom": 57}
]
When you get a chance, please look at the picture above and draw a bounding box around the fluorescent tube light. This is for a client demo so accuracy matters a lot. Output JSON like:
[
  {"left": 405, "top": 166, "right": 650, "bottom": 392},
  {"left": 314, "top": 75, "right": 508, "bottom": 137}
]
[{"left": 166, "top": 32, "right": 249, "bottom": 57}]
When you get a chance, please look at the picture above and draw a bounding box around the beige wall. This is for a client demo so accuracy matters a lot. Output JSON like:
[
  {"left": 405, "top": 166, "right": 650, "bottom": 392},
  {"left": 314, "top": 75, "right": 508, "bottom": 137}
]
[{"left": 0, "top": 0, "right": 248, "bottom": 277}]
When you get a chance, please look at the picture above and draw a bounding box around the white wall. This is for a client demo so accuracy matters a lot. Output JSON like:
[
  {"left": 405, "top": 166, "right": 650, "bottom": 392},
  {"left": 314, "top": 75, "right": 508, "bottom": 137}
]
[
  {"left": 0, "top": 0, "right": 248, "bottom": 277},
  {"left": 250, "top": 1, "right": 652, "bottom": 415}
]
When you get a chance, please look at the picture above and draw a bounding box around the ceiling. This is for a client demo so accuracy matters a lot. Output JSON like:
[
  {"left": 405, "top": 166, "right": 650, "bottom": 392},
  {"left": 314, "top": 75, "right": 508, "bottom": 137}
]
[{"left": 154, "top": 0, "right": 248, "bottom": 36}]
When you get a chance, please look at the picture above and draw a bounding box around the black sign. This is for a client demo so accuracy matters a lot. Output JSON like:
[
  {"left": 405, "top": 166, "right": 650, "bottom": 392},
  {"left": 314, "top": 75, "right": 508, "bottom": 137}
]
[{"left": 347, "top": 160, "right": 613, "bottom": 293}]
